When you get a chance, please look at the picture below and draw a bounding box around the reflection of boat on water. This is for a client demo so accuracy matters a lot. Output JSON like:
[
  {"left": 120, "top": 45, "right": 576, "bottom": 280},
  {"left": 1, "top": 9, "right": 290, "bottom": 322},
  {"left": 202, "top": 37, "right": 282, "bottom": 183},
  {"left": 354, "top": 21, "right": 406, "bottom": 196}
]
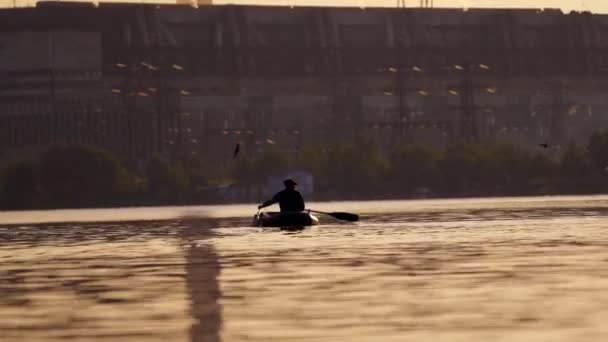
[{"left": 253, "top": 211, "right": 320, "bottom": 227}]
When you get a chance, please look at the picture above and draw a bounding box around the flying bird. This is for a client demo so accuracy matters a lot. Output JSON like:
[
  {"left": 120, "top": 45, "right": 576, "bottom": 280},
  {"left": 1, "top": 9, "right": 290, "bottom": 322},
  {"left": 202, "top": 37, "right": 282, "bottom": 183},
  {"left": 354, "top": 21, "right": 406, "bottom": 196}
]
[
  {"left": 539, "top": 143, "right": 549, "bottom": 148},
  {"left": 233, "top": 142, "right": 240, "bottom": 158}
]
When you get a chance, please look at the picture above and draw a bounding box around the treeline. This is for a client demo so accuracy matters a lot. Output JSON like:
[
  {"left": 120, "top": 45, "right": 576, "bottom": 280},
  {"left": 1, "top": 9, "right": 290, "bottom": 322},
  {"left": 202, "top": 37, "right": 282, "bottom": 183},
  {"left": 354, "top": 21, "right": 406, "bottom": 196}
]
[
  {"left": 2, "top": 130, "right": 608, "bottom": 210},
  {"left": 232, "top": 131, "right": 608, "bottom": 199},
  {"left": 0, "top": 144, "right": 214, "bottom": 210},
  {"left": 311, "top": 139, "right": 608, "bottom": 199}
]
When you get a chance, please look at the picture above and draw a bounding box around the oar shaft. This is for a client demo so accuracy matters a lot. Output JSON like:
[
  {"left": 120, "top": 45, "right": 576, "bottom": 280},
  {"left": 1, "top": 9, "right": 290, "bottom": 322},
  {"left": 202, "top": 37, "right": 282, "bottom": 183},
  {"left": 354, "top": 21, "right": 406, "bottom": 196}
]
[{"left": 308, "top": 209, "right": 327, "bottom": 215}]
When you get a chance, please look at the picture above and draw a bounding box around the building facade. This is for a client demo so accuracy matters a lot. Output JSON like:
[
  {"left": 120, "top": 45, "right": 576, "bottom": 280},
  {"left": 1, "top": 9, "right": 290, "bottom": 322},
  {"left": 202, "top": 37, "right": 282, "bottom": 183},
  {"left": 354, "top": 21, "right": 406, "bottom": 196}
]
[{"left": 1, "top": 2, "right": 608, "bottom": 170}]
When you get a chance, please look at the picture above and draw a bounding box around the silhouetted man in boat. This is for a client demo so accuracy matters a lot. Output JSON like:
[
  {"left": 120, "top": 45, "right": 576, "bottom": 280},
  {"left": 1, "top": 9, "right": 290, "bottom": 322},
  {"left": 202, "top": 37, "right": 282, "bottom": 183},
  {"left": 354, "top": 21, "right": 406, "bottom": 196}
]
[{"left": 258, "top": 179, "right": 305, "bottom": 212}]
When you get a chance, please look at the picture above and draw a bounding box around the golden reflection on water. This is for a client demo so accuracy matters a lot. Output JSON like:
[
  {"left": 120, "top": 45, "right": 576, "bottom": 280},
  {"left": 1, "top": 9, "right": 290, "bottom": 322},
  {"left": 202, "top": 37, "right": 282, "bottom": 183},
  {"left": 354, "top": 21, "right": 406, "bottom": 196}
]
[
  {"left": 2, "top": 196, "right": 608, "bottom": 341},
  {"left": 0, "top": 223, "right": 193, "bottom": 341}
]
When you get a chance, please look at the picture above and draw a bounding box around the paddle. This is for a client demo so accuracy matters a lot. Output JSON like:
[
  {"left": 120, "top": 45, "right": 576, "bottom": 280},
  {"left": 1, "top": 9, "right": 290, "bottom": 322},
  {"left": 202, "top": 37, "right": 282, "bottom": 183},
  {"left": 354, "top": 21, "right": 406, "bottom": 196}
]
[{"left": 308, "top": 209, "right": 359, "bottom": 222}]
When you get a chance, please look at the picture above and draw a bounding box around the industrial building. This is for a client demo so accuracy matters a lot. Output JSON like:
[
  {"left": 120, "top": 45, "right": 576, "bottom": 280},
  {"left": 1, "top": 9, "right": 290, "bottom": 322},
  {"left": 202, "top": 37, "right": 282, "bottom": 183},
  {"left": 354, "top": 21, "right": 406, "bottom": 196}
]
[{"left": 1, "top": 2, "right": 608, "bottom": 170}]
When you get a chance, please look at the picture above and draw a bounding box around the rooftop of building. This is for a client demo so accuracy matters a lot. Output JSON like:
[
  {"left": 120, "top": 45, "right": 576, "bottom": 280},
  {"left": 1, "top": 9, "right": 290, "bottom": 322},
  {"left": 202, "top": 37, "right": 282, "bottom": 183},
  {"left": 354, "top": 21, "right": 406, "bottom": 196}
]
[{"left": 0, "top": 1, "right": 584, "bottom": 14}]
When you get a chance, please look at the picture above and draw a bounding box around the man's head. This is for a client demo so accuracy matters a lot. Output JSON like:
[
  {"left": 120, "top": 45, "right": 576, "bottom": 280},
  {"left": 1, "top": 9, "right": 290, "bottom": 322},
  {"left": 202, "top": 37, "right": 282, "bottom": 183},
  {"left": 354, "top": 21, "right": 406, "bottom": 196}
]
[{"left": 283, "top": 179, "right": 297, "bottom": 189}]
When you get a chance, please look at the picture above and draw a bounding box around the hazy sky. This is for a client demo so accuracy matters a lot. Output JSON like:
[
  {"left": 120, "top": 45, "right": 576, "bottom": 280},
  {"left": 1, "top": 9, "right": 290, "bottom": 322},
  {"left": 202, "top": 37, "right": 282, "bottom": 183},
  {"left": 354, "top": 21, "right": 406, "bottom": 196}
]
[
  {"left": 220, "top": 0, "right": 608, "bottom": 13},
  {"left": 2, "top": 0, "right": 608, "bottom": 14}
]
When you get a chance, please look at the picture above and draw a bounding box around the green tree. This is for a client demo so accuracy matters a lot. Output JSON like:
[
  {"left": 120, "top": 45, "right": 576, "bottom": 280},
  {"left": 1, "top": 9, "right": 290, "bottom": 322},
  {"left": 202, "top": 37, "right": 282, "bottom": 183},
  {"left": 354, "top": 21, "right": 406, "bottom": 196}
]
[
  {"left": 181, "top": 154, "right": 210, "bottom": 188},
  {"left": 39, "top": 144, "right": 131, "bottom": 207},
  {"left": 327, "top": 139, "right": 387, "bottom": 195},
  {"left": 516, "top": 152, "right": 557, "bottom": 194},
  {"left": 0, "top": 160, "right": 39, "bottom": 209},
  {"left": 476, "top": 144, "right": 532, "bottom": 193},
  {"left": 231, "top": 157, "right": 256, "bottom": 185},
  {"left": 437, "top": 143, "right": 556, "bottom": 195},
  {"left": 231, "top": 148, "right": 290, "bottom": 185},
  {"left": 390, "top": 144, "right": 442, "bottom": 193},
  {"left": 294, "top": 145, "right": 327, "bottom": 185},
  {"left": 588, "top": 130, "right": 608, "bottom": 171},
  {"left": 146, "top": 155, "right": 189, "bottom": 201},
  {"left": 476, "top": 145, "right": 508, "bottom": 188},
  {"left": 560, "top": 143, "right": 590, "bottom": 179},
  {"left": 558, "top": 143, "right": 596, "bottom": 193},
  {"left": 440, "top": 144, "right": 483, "bottom": 193}
]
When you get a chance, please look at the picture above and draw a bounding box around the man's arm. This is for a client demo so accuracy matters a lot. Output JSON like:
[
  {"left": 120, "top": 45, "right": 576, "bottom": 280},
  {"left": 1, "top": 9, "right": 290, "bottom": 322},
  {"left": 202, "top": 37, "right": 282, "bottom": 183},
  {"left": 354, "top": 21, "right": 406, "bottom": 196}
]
[{"left": 258, "top": 193, "right": 280, "bottom": 209}]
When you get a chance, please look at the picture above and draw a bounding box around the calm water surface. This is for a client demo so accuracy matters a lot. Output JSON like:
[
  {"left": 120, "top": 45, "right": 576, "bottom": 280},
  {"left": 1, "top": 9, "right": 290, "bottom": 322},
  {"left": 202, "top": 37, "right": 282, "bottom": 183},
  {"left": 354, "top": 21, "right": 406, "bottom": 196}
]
[{"left": 2, "top": 196, "right": 608, "bottom": 341}]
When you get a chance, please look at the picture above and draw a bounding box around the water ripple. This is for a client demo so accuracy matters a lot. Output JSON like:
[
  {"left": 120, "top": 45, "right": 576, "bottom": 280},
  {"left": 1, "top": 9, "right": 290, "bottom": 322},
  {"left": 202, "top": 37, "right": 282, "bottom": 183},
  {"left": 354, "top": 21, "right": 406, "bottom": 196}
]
[{"left": 2, "top": 198, "right": 608, "bottom": 341}]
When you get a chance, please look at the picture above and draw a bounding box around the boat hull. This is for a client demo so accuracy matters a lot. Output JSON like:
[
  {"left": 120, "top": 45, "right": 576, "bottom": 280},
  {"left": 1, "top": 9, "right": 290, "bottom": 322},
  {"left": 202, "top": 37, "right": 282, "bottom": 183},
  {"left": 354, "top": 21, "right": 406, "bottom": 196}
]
[{"left": 253, "top": 211, "right": 320, "bottom": 227}]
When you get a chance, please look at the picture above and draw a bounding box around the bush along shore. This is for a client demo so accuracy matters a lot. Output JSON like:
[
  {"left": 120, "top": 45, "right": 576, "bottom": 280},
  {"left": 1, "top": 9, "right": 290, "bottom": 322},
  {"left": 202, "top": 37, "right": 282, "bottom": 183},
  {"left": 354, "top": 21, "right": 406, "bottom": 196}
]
[{"left": 2, "top": 131, "right": 608, "bottom": 210}]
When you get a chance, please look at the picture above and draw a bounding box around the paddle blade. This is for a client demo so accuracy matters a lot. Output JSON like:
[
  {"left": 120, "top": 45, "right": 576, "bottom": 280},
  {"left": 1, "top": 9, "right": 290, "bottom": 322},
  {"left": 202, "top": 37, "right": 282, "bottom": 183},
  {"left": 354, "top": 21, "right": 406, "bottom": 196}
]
[{"left": 328, "top": 212, "right": 359, "bottom": 222}]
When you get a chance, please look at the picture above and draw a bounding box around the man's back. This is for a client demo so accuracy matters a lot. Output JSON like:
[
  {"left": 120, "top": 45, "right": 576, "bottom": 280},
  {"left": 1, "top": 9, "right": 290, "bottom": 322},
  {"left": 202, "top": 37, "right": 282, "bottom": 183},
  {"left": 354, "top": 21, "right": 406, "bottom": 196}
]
[{"left": 274, "top": 188, "right": 305, "bottom": 212}]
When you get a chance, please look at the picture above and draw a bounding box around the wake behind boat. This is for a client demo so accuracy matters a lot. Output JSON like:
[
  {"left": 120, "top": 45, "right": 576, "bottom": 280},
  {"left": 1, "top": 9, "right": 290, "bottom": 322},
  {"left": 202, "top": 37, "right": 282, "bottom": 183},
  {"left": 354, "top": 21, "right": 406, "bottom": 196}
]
[{"left": 253, "top": 211, "right": 320, "bottom": 227}]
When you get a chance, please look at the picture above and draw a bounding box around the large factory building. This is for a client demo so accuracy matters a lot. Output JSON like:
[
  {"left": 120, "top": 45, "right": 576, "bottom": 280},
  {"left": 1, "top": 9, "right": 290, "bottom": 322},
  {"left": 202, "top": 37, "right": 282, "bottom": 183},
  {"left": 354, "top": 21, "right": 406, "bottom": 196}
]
[{"left": 1, "top": 2, "right": 608, "bottom": 170}]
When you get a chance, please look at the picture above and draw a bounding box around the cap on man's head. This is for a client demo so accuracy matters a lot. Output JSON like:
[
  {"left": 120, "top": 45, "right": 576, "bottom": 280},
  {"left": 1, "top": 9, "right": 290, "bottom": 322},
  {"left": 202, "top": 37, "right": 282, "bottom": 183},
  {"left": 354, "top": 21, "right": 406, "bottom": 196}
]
[{"left": 283, "top": 179, "right": 297, "bottom": 186}]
